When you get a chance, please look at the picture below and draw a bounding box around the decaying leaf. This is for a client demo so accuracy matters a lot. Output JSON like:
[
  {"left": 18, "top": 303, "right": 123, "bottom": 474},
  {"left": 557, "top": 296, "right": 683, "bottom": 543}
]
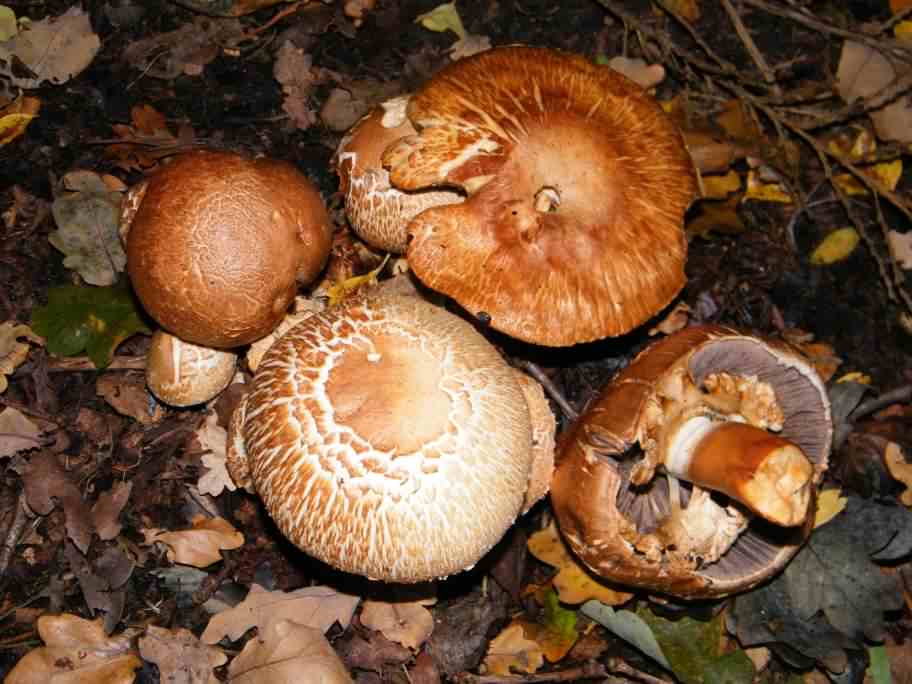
[
  {"left": 515, "top": 588, "right": 579, "bottom": 663},
  {"left": 4, "top": 614, "right": 141, "bottom": 684},
  {"left": 274, "top": 40, "right": 326, "bottom": 131},
  {"left": 884, "top": 441, "right": 912, "bottom": 506},
  {"left": 49, "top": 170, "right": 127, "bottom": 286},
  {"left": 743, "top": 169, "right": 791, "bottom": 203},
  {"left": 96, "top": 372, "right": 164, "bottom": 425},
  {"left": 196, "top": 411, "right": 235, "bottom": 496},
  {"left": 227, "top": 619, "right": 352, "bottom": 684},
  {"left": 0, "top": 95, "right": 40, "bottom": 146},
  {"left": 0, "top": 7, "right": 101, "bottom": 88},
  {"left": 654, "top": 0, "right": 700, "bottom": 22},
  {"left": 30, "top": 282, "right": 150, "bottom": 368},
  {"left": 416, "top": 2, "right": 467, "bottom": 40},
  {"left": 139, "top": 625, "right": 227, "bottom": 684},
  {"left": 810, "top": 227, "right": 860, "bottom": 265},
  {"left": 607, "top": 56, "right": 666, "bottom": 89},
  {"left": 360, "top": 599, "right": 435, "bottom": 650},
  {"left": 202, "top": 584, "right": 360, "bottom": 644},
  {"left": 0, "top": 406, "right": 43, "bottom": 458},
  {"left": 482, "top": 621, "right": 544, "bottom": 676},
  {"left": 142, "top": 515, "right": 244, "bottom": 568},
  {"left": 699, "top": 170, "right": 741, "bottom": 200},
  {"left": 0, "top": 320, "right": 44, "bottom": 394},
  {"left": 527, "top": 521, "right": 633, "bottom": 605},
  {"left": 107, "top": 104, "right": 195, "bottom": 173},
  {"left": 814, "top": 488, "right": 848, "bottom": 528},
  {"left": 64, "top": 542, "right": 134, "bottom": 630},
  {"left": 91, "top": 481, "right": 133, "bottom": 541}
]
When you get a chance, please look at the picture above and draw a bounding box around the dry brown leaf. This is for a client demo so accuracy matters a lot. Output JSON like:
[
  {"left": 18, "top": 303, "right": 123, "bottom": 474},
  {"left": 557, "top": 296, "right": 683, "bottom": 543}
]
[
  {"left": 360, "top": 599, "right": 435, "bottom": 650},
  {"left": 482, "top": 621, "right": 544, "bottom": 676},
  {"left": 20, "top": 450, "right": 94, "bottom": 553},
  {"left": 91, "top": 481, "right": 133, "bottom": 541},
  {"left": 227, "top": 619, "right": 352, "bottom": 684},
  {"left": 202, "top": 584, "right": 360, "bottom": 644},
  {"left": 836, "top": 41, "right": 912, "bottom": 144},
  {"left": 0, "top": 407, "right": 43, "bottom": 458},
  {"left": 139, "top": 625, "right": 227, "bottom": 684},
  {"left": 143, "top": 515, "right": 244, "bottom": 568},
  {"left": 527, "top": 522, "right": 633, "bottom": 605},
  {"left": 0, "top": 321, "right": 44, "bottom": 394},
  {"left": 607, "top": 56, "right": 666, "bottom": 89},
  {"left": 274, "top": 41, "right": 326, "bottom": 131},
  {"left": 96, "top": 372, "right": 165, "bottom": 425},
  {"left": 4, "top": 614, "right": 141, "bottom": 684},
  {"left": 884, "top": 442, "right": 912, "bottom": 507},
  {"left": 195, "top": 411, "right": 235, "bottom": 496}
]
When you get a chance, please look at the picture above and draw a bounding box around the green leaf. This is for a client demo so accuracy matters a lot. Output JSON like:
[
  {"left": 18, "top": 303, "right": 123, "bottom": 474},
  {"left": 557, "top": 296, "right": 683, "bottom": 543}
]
[
  {"left": 866, "top": 645, "right": 892, "bottom": 684},
  {"left": 30, "top": 282, "right": 149, "bottom": 368},
  {"left": 415, "top": 2, "right": 467, "bottom": 40},
  {"left": 637, "top": 606, "right": 725, "bottom": 684},
  {"left": 704, "top": 649, "right": 755, "bottom": 684},
  {"left": 581, "top": 600, "right": 670, "bottom": 670},
  {"left": 542, "top": 588, "right": 577, "bottom": 641}
]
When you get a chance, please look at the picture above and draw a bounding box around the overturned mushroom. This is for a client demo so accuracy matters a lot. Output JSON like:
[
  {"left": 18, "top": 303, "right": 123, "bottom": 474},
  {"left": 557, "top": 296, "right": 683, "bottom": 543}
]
[
  {"left": 550, "top": 326, "right": 831, "bottom": 598},
  {"left": 381, "top": 46, "right": 697, "bottom": 346},
  {"left": 227, "top": 294, "right": 553, "bottom": 582},
  {"left": 122, "top": 149, "right": 332, "bottom": 349},
  {"left": 145, "top": 330, "right": 238, "bottom": 408},
  {"left": 334, "top": 96, "right": 463, "bottom": 253}
]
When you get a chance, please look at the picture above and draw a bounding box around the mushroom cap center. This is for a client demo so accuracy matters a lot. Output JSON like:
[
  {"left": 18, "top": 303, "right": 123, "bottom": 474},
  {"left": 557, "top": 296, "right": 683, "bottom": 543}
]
[{"left": 325, "top": 332, "right": 451, "bottom": 454}]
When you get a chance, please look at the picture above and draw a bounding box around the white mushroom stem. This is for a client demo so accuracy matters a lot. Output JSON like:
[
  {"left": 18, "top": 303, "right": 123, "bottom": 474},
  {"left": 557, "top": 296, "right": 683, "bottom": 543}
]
[{"left": 664, "top": 417, "right": 813, "bottom": 527}]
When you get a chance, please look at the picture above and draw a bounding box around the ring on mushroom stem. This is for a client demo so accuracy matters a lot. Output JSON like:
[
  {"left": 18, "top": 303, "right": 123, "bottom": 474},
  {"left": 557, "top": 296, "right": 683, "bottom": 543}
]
[
  {"left": 121, "top": 149, "right": 332, "bottom": 349},
  {"left": 226, "top": 294, "right": 555, "bottom": 583},
  {"left": 377, "top": 45, "right": 697, "bottom": 346},
  {"left": 550, "top": 325, "right": 832, "bottom": 599}
]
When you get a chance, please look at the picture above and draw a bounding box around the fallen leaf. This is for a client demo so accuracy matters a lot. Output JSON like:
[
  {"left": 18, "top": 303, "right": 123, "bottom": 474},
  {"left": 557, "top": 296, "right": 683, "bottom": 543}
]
[
  {"left": 700, "top": 170, "right": 741, "bottom": 200},
  {"left": 143, "top": 515, "right": 244, "bottom": 568},
  {"left": 814, "top": 488, "right": 848, "bottom": 528},
  {"left": 449, "top": 33, "right": 491, "bottom": 61},
  {"left": 5, "top": 615, "right": 140, "bottom": 684},
  {"left": 49, "top": 170, "right": 127, "bottom": 286},
  {"left": 482, "top": 621, "right": 544, "bottom": 675},
  {"left": 65, "top": 542, "right": 133, "bottom": 630},
  {"left": 202, "top": 584, "right": 360, "bottom": 644},
  {"left": 0, "top": 407, "right": 43, "bottom": 458},
  {"left": 835, "top": 161, "right": 903, "bottom": 196},
  {"left": 810, "top": 227, "right": 860, "bottom": 265},
  {"left": 0, "top": 320, "right": 44, "bottom": 394},
  {"left": 515, "top": 588, "right": 579, "bottom": 663},
  {"left": 686, "top": 194, "right": 746, "bottom": 239},
  {"left": 322, "top": 255, "right": 390, "bottom": 306},
  {"left": 649, "top": 301, "right": 691, "bottom": 336},
  {"left": 884, "top": 441, "right": 912, "bottom": 506},
  {"left": 0, "top": 5, "right": 16, "bottom": 41},
  {"left": 196, "top": 411, "right": 235, "bottom": 496},
  {"left": 607, "top": 56, "right": 666, "bottom": 89},
  {"left": 416, "top": 2, "right": 467, "bottom": 40},
  {"left": 360, "top": 599, "right": 435, "bottom": 650},
  {"left": 91, "top": 481, "right": 133, "bottom": 540},
  {"left": 96, "top": 372, "right": 164, "bottom": 425},
  {"left": 581, "top": 601, "right": 671, "bottom": 670},
  {"left": 107, "top": 104, "right": 194, "bottom": 172},
  {"left": 527, "top": 521, "right": 633, "bottom": 605},
  {"left": 797, "top": 341, "right": 843, "bottom": 383},
  {"left": 836, "top": 371, "right": 871, "bottom": 385},
  {"left": 887, "top": 229, "right": 912, "bottom": 269},
  {"left": 836, "top": 41, "right": 912, "bottom": 144},
  {"left": 274, "top": 41, "right": 325, "bottom": 131},
  {"left": 0, "top": 7, "right": 101, "bottom": 88},
  {"left": 227, "top": 619, "right": 352, "bottom": 684},
  {"left": 139, "top": 625, "right": 227, "bottom": 684},
  {"left": 654, "top": 0, "right": 700, "bottom": 22},
  {"left": 743, "top": 169, "right": 792, "bottom": 203},
  {"left": 0, "top": 95, "right": 40, "bottom": 146}
]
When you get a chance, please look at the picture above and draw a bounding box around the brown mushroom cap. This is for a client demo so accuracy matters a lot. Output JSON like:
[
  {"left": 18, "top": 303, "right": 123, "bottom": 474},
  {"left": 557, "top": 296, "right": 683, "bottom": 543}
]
[
  {"left": 550, "top": 325, "right": 832, "bottom": 598},
  {"left": 123, "top": 149, "right": 332, "bottom": 348},
  {"left": 382, "top": 46, "right": 697, "bottom": 346},
  {"left": 226, "top": 294, "right": 534, "bottom": 582},
  {"left": 334, "top": 96, "right": 463, "bottom": 253},
  {"left": 146, "top": 330, "right": 238, "bottom": 407}
]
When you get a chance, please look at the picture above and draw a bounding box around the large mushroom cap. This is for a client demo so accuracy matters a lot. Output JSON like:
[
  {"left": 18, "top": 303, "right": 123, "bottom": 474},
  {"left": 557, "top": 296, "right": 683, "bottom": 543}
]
[
  {"left": 334, "top": 96, "right": 463, "bottom": 253},
  {"left": 551, "top": 325, "right": 832, "bottom": 598},
  {"left": 226, "top": 294, "right": 535, "bottom": 582},
  {"left": 382, "top": 46, "right": 697, "bottom": 346},
  {"left": 124, "top": 149, "right": 332, "bottom": 348}
]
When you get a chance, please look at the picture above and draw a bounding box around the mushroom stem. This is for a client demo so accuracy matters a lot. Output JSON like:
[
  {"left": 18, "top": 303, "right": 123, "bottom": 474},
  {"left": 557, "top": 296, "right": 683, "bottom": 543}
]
[{"left": 665, "top": 418, "right": 813, "bottom": 527}]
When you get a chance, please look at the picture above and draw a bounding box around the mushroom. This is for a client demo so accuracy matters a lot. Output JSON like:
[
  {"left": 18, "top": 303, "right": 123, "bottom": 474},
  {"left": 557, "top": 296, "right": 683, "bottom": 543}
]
[
  {"left": 550, "top": 325, "right": 832, "bottom": 598},
  {"left": 145, "top": 330, "right": 238, "bottom": 408},
  {"left": 227, "top": 294, "right": 549, "bottom": 582},
  {"left": 379, "top": 46, "right": 697, "bottom": 346},
  {"left": 334, "top": 96, "right": 463, "bottom": 253},
  {"left": 121, "top": 149, "right": 332, "bottom": 349}
]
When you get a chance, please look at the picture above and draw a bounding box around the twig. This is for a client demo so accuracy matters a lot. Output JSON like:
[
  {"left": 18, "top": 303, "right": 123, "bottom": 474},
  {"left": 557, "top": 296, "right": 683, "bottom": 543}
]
[
  {"left": 45, "top": 355, "right": 146, "bottom": 372},
  {"left": 0, "top": 493, "right": 31, "bottom": 580},
  {"left": 518, "top": 361, "right": 579, "bottom": 422},
  {"left": 719, "top": 0, "right": 779, "bottom": 94}
]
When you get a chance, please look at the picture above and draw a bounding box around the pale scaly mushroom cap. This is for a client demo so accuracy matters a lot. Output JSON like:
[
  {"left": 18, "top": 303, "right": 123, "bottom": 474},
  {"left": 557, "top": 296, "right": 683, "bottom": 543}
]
[
  {"left": 334, "top": 96, "right": 463, "bottom": 253},
  {"left": 227, "top": 294, "right": 535, "bottom": 582},
  {"left": 382, "top": 46, "right": 698, "bottom": 346},
  {"left": 551, "top": 325, "right": 832, "bottom": 599},
  {"left": 123, "top": 149, "right": 332, "bottom": 349},
  {"left": 145, "top": 330, "right": 238, "bottom": 407}
]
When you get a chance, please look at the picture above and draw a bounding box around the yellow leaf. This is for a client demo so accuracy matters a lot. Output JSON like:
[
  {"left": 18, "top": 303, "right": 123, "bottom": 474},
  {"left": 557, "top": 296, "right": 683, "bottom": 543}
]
[
  {"left": 516, "top": 619, "right": 576, "bottom": 664},
  {"left": 0, "top": 5, "right": 17, "bottom": 41},
  {"left": 527, "top": 522, "right": 633, "bottom": 605},
  {"left": 482, "top": 621, "right": 545, "bottom": 675},
  {"left": 892, "top": 0, "right": 912, "bottom": 16},
  {"left": 686, "top": 195, "right": 746, "bottom": 239},
  {"left": 836, "top": 371, "right": 871, "bottom": 385},
  {"left": 0, "top": 96, "right": 40, "bottom": 146},
  {"left": 810, "top": 227, "right": 860, "bottom": 265},
  {"left": 700, "top": 170, "right": 741, "bottom": 199},
  {"left": 834, "top": 160, "right": 903, "bottom": 196},
  {"left": 415, "top": 2, "right": 467, "bottom": 40},
  {"left": 884, "top": 442, "right": 912, "bottom": 507},
  {"left": 715, "top": 99, "right": 764, "bottom": 143},
  {"left": 743, "top": 169, "right": 792, "bottom": 203},
  {"left": 814, "top": 489, "right": 847, "bottom": 528},
  {"left": 895, "top": 19, "right": 912, "bottom": 41},
  {"left": 325, "top": 254, "right": 390, "bottom": 306}
]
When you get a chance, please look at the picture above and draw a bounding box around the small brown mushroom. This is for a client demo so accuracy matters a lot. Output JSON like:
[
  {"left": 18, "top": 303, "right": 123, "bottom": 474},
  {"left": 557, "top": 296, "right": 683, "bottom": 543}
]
[
  {"left": 227, "top": 294, "right": 545, "bottom": 582},
  {"left": 550, "top": 325, "right": 831, "bottom": 598},
  {"left": 381, "top": 46, "right": 697, "bottom": 346},
  {"left": 334, "top": 96, "right": 463, "bottom": 253},
  {"left": 145, "top": 330, "right": 238, "bottom": 407},
  {"left": 122, "top": 149, "right": 332, "bottom": 349}
]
